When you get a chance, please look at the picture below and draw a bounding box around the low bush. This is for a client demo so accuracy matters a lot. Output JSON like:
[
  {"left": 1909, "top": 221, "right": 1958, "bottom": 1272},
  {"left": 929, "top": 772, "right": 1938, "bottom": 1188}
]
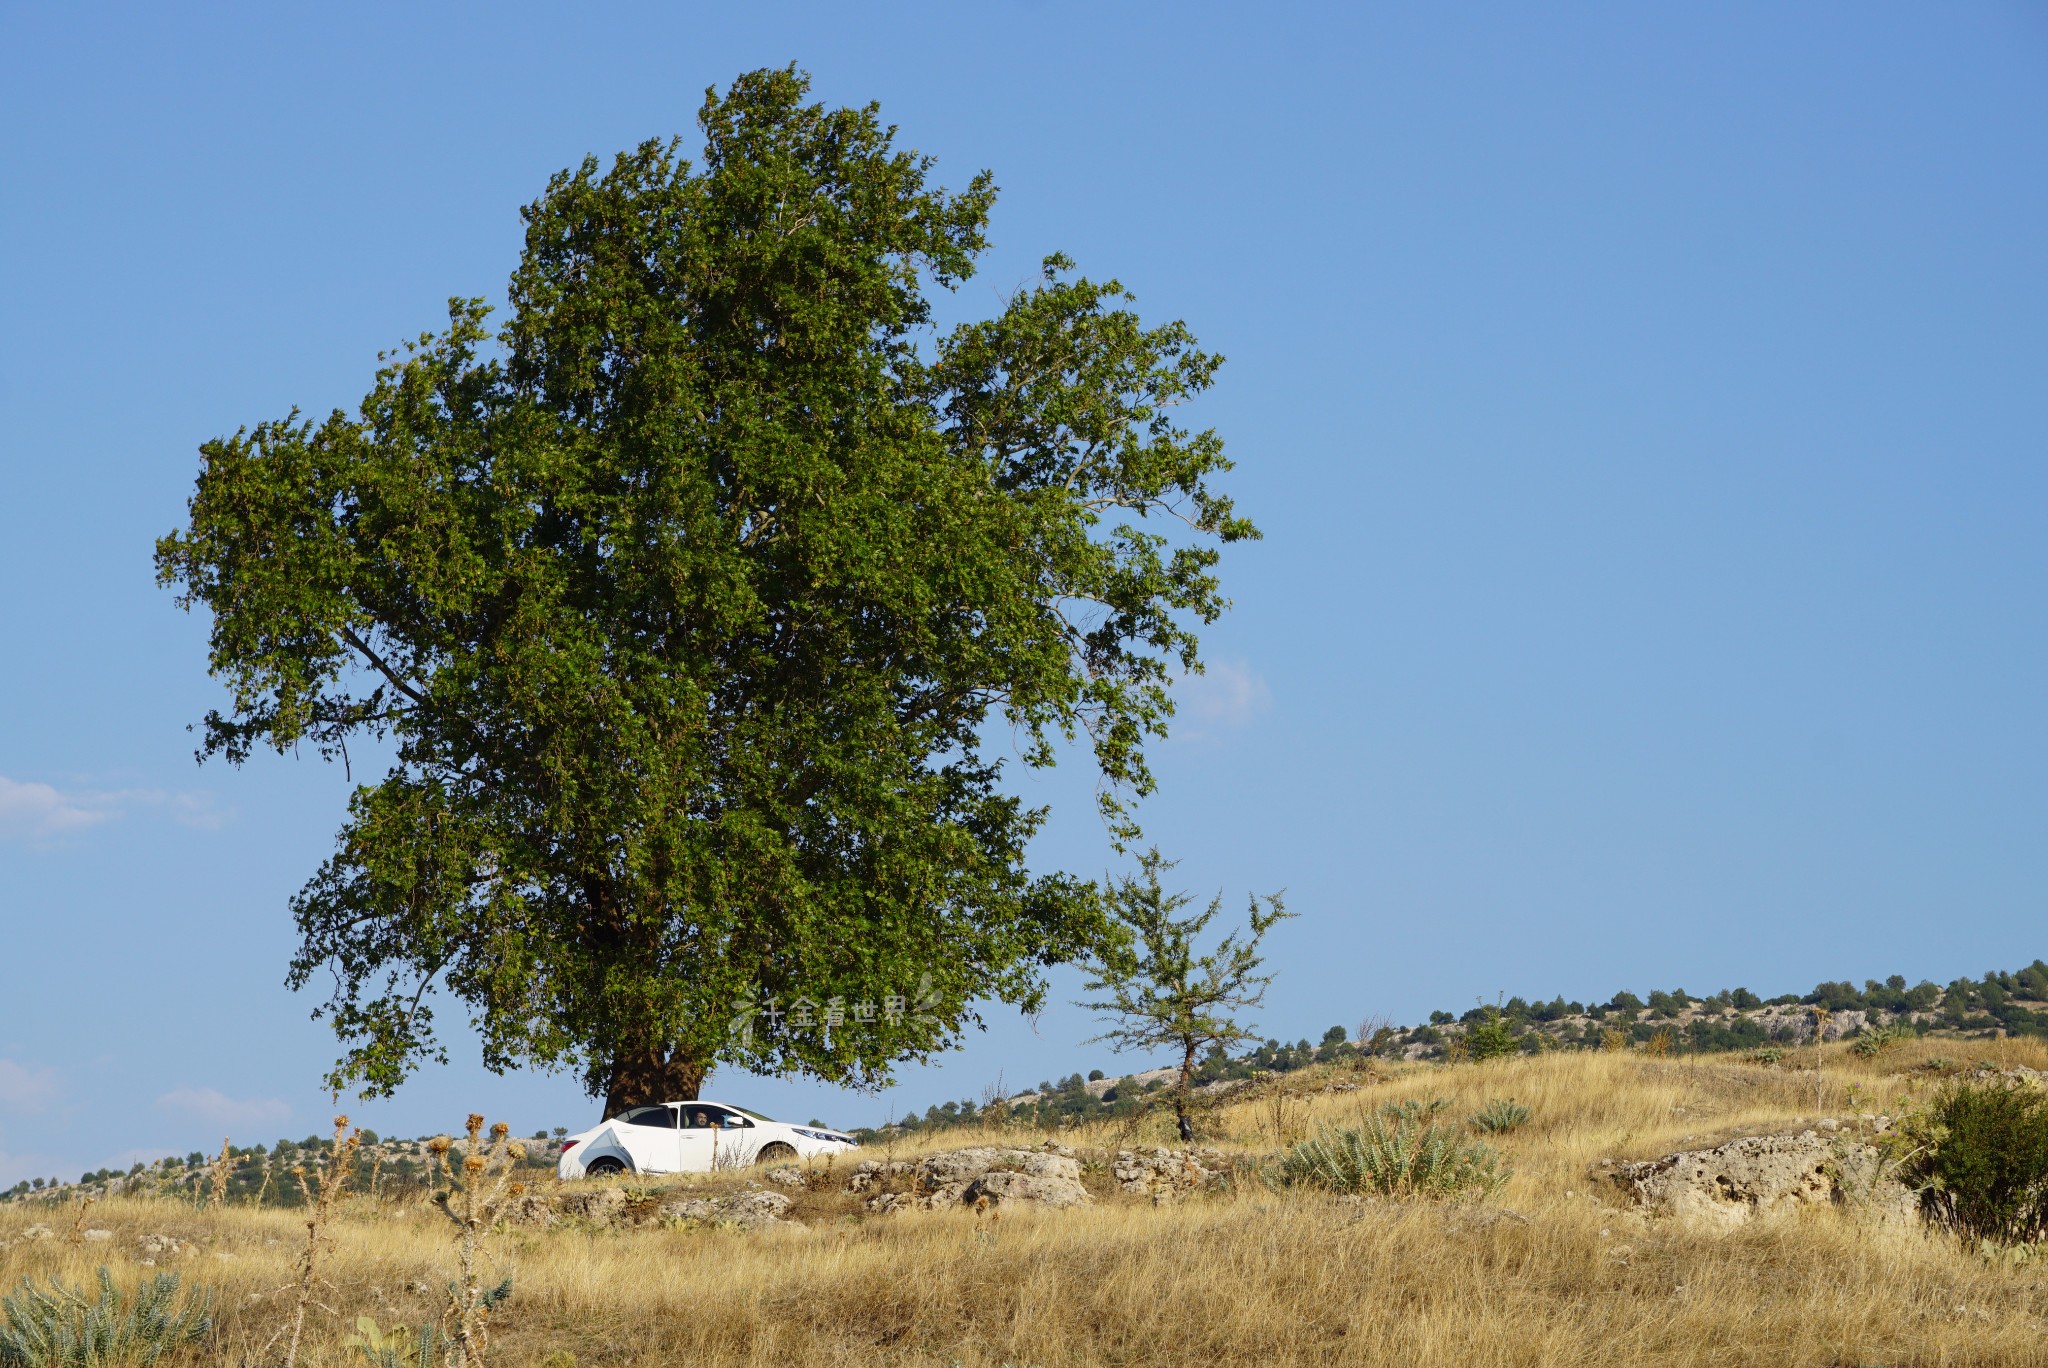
[
  {"left": 1894, "top": 1079, "right": 2048, "bottom": 1246},
  {"left": 1470, "top": 1098, "right": 1532, "bottom": 1135},
  {"left": 1852, "top": 1023, "right": 1912, "bottom": 1059},
  {"left": 1276, "top": 1114, "right": 1509, "bottom": 1200},
  {"left": 1464, "top": 1012, "right": 1517, "bottom": 1063},
  {"left": 0, "top": 1268, "right": 211, "bottom": 1367}
]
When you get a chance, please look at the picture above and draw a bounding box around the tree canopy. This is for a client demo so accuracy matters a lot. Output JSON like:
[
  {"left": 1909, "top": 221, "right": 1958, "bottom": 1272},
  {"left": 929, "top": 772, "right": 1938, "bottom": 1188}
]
[{"left": 156, "top": 66, "right": 1256, "bottom": 1112}]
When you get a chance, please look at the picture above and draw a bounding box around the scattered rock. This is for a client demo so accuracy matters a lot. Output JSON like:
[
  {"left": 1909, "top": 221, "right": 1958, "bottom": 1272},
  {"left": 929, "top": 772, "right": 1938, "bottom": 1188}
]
[
  {"left": 848, "top": 1147, "right": 1090, "bottom": 1212},
  {"left": 659, "top": 1190, "right": 794, "bottom": 1228},
  {"left": 138, "top": 1234, "right": 186, "bottom": 1257},
  {"left": 81, "top": 1229, "right": 113, "bottom": 1243},
  {"left": 1112, "top": 1148, "right": 1226, "bottom": 1203},
  {"left": 20, "top": 1224, "right": 52, "bottom": 1241},
  {"left": 1605, "top": 1129, "right": 1915, "bottom": 1228},
  {"left": 763, "top": 1166, "right": 805, "bottom": 1188},
  {"left": 502, "top": 1191, "right": 560, "bottom": 1228},
  {"left": 552, "top": 1188, "right": 626, "bottom": 1224}
]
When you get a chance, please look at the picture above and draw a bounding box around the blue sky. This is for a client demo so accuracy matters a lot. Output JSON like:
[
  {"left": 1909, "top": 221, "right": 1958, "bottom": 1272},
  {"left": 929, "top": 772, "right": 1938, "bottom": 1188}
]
[{"left": 2, "top": 3, "right": 2043, "bottom": 1186}]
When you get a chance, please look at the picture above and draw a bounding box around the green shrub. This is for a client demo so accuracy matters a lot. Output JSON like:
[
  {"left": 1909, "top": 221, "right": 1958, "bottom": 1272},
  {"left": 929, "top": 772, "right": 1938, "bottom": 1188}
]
[
  {"left": 1276, "top": 1115, "right": 1509, "bottom": 1200},
  {"left": 1470, "top": 1098, "right": 1532, "bottom": 1134},
  {"left": 1464, "top": 1011, "right": 1517, "bottom": 1063},
  {"left": 0, "top": 1268, "right": 211, "bottom": 1367},
  {"left": 1747, "top": 1045, "right": 1786, "bottom": 1065},
  {"left": 1852, "top": 1023, "right": 1912, "bottom": 1058},
  {"left": 1893, "top": 1079, "right": 2048, "bottom": 1246}
]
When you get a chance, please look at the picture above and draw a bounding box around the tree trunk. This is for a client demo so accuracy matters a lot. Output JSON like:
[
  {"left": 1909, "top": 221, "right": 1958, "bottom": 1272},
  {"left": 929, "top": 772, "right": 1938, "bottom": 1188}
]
[
  {"left": 603, "top": 1047, "right": 708, "bottom": 1118},
  {"left": 1176, "top": 1041, "right": 1197, "bottom": 1144}
]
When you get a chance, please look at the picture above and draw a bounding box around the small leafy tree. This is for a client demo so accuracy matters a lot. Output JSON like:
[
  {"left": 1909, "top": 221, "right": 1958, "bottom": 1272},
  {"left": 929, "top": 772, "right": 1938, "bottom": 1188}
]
[
  {"left": 1464, "top": 1002, "right": 1517, "bottom": 1062},
  {"left": 1078, "top": 850, "right": 1289, "bottom": 1142}
]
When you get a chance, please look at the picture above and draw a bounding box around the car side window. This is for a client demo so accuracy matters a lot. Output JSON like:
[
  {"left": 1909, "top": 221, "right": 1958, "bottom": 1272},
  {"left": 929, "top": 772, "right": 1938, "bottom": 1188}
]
[
  {"left": 694, "top": 1105, "right": 751, "bottom": 1129},
  {"left": 619, "top": 1105, "right": 672, "bottom": 1128}
]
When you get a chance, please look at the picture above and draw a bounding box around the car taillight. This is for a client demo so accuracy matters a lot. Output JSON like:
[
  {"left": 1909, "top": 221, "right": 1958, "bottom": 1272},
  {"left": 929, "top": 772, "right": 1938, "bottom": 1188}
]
[{"left": 561, "top": 1140, "right": 577, "bottom": 1150}]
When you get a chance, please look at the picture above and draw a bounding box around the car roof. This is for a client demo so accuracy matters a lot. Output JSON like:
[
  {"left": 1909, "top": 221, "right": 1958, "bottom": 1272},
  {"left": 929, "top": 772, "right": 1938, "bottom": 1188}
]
[{"left": 616, "top": 1100, "right": 773, "bottom": 1119}]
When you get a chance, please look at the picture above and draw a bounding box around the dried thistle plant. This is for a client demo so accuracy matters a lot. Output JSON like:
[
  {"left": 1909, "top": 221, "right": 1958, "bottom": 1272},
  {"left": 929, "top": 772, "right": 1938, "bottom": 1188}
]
[
  {"left": 432, "top": 1114, "right": 525, "bottom": 1368},
  {"left": 426, "top": 1133, "right": 455, "bottom": 1197},
  {"left": 206, "top": 1138, "right": 232, "bottom": 1209},
  {"left": 64, "top": 1194, "right": 97, "bottom": 1245},
  {"left": 264, "top": 1114, "right": 362, "bottom": 1368}
]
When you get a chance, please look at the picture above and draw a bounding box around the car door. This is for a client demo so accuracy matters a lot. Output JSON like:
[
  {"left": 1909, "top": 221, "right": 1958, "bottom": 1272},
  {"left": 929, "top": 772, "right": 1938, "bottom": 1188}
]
[
  {"left": 675, "top": 1108, "right": 717, "bottom": 1172},
  {"left": 612, "top": 1105, "right": 681, "bottom": 1172},
  {"left": 696, "top": 1104, "right": 757, "bottom": 1168}
]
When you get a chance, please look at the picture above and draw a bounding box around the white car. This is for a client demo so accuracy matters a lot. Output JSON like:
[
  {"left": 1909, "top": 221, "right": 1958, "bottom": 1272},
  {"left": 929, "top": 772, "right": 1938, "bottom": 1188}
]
[{"left": 557, "top": 1100, "right": 859, "bottom": 1178}]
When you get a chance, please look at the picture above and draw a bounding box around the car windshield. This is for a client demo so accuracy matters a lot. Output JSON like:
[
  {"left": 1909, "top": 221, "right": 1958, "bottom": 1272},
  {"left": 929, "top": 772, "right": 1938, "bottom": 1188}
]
[{"left": 730, "top": 1106, "right": 774, "bottom": 1122}]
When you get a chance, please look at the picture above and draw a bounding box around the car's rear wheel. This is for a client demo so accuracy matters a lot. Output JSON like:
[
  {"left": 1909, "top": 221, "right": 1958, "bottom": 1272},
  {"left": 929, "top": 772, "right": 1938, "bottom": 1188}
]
[
  {"left": 755, "top": 1142, "right": 797, "bottom": 1165},
  {"left": 585, "top": 1156, "right": 627, "bottom": 1177}
]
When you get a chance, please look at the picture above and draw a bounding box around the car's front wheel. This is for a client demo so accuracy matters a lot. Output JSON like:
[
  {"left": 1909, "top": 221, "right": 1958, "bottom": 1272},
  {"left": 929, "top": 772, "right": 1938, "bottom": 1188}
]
[
  {"left": 585, "top": 1156, "right": 627, "bottom": 1177},
  {"left": 755, "top": 1142, "right": 797, "bottom": 1165}
]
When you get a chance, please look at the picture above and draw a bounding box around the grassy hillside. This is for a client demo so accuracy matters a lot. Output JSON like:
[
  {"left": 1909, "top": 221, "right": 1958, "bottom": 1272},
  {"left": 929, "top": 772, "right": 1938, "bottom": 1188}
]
[
  {"left": 866, "top": 958, "right": 2048, "bottom": 1142},
  {"left": 3, "top": 1035, "right": 2045, "bottom": 1366}
]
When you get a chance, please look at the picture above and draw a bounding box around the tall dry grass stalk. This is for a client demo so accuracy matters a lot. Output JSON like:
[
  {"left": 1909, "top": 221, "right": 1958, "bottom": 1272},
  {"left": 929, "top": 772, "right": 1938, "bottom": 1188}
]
[
  {"left": 1811, "top": 1005, "right": 1833, "bottom": 1109},
  {"left": 1260, "top": 1084, "right": 1305, "bottom": 1147},
  {"left": 270, "top": 1114, "right": 361, "bottom": 1368}
]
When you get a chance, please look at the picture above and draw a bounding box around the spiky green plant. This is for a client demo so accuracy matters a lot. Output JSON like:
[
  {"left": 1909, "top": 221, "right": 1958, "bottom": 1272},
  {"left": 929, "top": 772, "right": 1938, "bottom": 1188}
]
[
  {"left": 1470, "top": 1098, "right": 1532, "bottom": 1135},
  {"left": 1852, "top": 1023, "right": 1913, "bottom": 1059},
  {"left": 1378, "top": 1096, "right": 1450, "bottom": 1125},
  {"left": 0, "top": 1268, "right": 211, "bottom": 1367},
  {"left": 1277, "top": 1116, "right": 1509, "bottom": 1200},
  {"left": 341, "top": 1316, "right": 448, "bottom": 1368}
]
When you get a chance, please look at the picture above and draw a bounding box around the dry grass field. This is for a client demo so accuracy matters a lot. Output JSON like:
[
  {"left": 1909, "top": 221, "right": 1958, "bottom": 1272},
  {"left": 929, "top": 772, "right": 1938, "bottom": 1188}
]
[{"left": 5, "top": 1038, "right": 2047, "bottom": 1367}]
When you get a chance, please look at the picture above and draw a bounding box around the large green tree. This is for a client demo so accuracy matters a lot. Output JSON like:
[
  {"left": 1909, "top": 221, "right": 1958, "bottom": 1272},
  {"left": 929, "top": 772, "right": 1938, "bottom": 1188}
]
[{"left": 157, "top": 67, "right": 1255, "bottom": 1114}]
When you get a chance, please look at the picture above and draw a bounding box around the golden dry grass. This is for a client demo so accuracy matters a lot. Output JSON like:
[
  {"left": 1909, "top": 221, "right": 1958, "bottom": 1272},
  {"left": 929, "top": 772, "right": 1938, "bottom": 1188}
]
[{"left": 4, "top": 1041, "right": 2046, "bottom": 1367}]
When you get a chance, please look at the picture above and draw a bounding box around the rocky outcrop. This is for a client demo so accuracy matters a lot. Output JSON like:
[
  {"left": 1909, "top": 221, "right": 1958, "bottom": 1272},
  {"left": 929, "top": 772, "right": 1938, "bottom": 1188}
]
[
  {"left": 1112, "top": 1147, "right": 1226, "bottom": 1202},
  {"left": 846, "top": 1144, "right": 1090, "bottom": 1211},
  {"left": 659, "top": 1190, "right": 793, "bottom": 1228},
  {"left": 550, "top": 1187, "right": 626, "bottom": 1224},
  {"left": 1604, "top": 1128, "right": 1914, "bottom": 1228},
  {"left": 529, "top": 1183, "right": 796, "bottom": 1229}
]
